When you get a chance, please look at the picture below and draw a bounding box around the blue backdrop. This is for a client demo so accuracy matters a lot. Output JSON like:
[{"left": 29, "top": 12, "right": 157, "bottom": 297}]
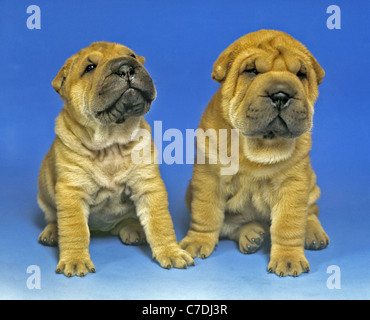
[{"left": 0, "top": 0, "right": 369, "bottom": 300}]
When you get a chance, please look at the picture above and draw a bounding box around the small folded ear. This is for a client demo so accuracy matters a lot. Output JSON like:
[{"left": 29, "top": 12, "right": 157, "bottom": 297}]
[
  {"left": 211, "top": 36, "right": 248, "bottom": 83},
  {"left": 310, "top": 55, "right": 325, "bottom": 85},
  {"left": 51, "top": 56, "right": 76, "bottom": 97},
  {"left": 211, "top": 49, "right": 234, "bottom": 83},
  {"left": 52, "top": 66, "right": 67, "bottom": 95},
  {"left": 137, "top": 55, "right": 145, "bottom": 65}
]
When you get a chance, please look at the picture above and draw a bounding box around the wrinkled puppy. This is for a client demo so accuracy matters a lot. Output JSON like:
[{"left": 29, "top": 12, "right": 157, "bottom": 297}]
[
  {"left": 38, "top": 42, "right": 194, "bottom": 277},
  {"left": 180, "top": 30, "right": 329, "bottom": 277}
]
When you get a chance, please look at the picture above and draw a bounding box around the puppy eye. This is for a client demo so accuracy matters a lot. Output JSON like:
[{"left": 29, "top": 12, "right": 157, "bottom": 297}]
[
  {"left": 129, "top": 54, "right": 136, "bottom": 59},
  {"left": 297, "top": 70, "right": 307, "bottom": 79},
  {"left": 84, "top": 64, "right": 96, "bottom": 74},
  {"left": 244, "top": 68, "right": 259, "bottom": 75}
]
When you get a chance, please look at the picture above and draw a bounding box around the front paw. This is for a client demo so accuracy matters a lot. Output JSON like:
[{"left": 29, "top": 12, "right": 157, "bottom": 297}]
[
  {"left": 179, "top": 231, "right": 218, "bottom": 259},
  {"left": 152, "top": 244, "right": 194, "bottom": 269},
  {"left": 268, "top": 245, "right": 309, "bottom": 277},
  {"left": 56, "top": 250, "right": 95, "bottom": 277}
]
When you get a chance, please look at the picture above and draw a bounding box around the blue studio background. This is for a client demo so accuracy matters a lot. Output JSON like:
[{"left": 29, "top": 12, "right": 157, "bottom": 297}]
[{"left": 0, "top": 0, "right": 369, "bottom": 300}]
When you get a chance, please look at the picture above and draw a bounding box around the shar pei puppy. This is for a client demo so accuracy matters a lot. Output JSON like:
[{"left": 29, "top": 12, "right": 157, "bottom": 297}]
[
  {"left": 180, "top": 30, "right": 329, "bottom": 277},
  {"left": 38, "top": 42, "right": 194, "bottom": 277}
]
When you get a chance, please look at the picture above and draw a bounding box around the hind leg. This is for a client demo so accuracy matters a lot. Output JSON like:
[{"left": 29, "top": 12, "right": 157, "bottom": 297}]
[
  {"left": 38, "top": 188, "right": 58, "bottom": 247},
  {"left": 236, "top": 222, "right": 269, "bottom": 254},
  {"left": 222, "top": 220, "right": 269, "bottom": 254},
  {"left": 305, "top": 208, "right": 329, "bottom": 250},
  {"left": 114, "top": 218, "right": 147, "bottom": 246},
  {"left": 39, "top": 222, "right": 58, "bottom": 247}
]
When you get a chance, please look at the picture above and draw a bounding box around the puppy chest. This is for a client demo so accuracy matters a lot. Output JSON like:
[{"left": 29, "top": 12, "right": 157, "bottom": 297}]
[
  {"left": 92, "top": 143, "right": 132, "bottom": 177},
  {"left": 88, "top": 144, "right": 137, "bottom": 231},
  {"left": 89, "top": 185, "right": 136, "bottom": 231},
  {"left": 225, "top": 176, "right": 272, "bottom": 218}
]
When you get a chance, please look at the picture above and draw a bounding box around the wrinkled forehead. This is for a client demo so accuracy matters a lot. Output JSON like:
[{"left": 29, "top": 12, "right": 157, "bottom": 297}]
[
  {"left": 74, "top": 42, "right": 135, "bottom": 64},
  {"left": 235, "top": 37, "right": 311, "bottom": 74}
]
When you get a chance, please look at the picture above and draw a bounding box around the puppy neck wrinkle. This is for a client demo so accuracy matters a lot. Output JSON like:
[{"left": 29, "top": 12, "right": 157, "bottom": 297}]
[
  {"left": 242, "top": 137, "right": 296, "bottom": 164},
  {"left": 55, "top": 108, "right": 93, "bottom": 157},
  {"left": 55, "top": 108, "right": 141, "bottom": 156}
]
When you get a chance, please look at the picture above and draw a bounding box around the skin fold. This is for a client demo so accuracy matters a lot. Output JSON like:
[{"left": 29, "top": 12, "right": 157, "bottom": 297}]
[
  {"left": 38, "top": 42, "right": 194, "bottom": 277},
  {"left": 180, "top": 30, "right": 329, "bottom": 277}
]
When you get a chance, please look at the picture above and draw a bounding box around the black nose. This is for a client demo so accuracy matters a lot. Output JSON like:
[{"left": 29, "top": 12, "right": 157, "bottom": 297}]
[
  {"left": 109, "top": 56, "right": 138, "bottom": 79},
  {"left": 270, "top": 91, "right": 290, "bottom": 110},
  {"left": 117, "top": 64, "right": 135, "bottom": 78}
]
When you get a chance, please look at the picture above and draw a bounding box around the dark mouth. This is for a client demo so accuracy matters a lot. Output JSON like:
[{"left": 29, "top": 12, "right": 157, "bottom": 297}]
[
  {"left": 263, "top": 131, "right": 276, "bottom": 139},
  {"left": 264, "top": 115, "right": 290, "bottom": 138},
  {"left": 96, "top": 88, "right": 151, "bottom": 124},
  {"left": 96, "top": 99, "right": 123, "bottom": 123},
  {"left": 242, "top": 115, "right": 292, "bottom": 139}
]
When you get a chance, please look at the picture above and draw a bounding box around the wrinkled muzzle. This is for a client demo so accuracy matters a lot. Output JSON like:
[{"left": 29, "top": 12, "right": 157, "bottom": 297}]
[
  {"left": 234, "top": 72, "right": 313, "bottom": 139},
  {"left": 90, "top": 56, "right": 156, "bottom": 124}
]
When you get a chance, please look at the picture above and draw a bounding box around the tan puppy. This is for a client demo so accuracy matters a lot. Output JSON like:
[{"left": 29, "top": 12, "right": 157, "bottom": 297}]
[
  {"left": 180, "top": 30, "right": 329, "bottom": 277},
  {"left": 38, "top": 42, "right": 193, "bottom": 277}
]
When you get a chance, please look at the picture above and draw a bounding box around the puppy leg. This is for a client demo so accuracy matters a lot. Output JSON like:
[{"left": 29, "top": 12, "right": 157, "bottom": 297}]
[
  {"left": 39, "top": 222, "right": 58, "bottom": 247},
  {"left": 268, "top": 173, "right": 310, "bottom": 277},
  {"left": 220, "top": 216, "right": 269, "bottom": 254},
  {"left": 235, "top": 222, "right": 269, "bottom": 254},
  {"left": 55, "top": 185, "right": 95, "bottom": 277},
  {"left": 115, "top": 218, "right": 147, "bottom": 245},
  {"left": 38, "top": 174, "right": 58, "bottom": 246},
  {"left": 131, "top": 166, "right": 194, "bottom": 269},
  {"left": 305, "top": 204, "right": 329, "bottom": 250},
  {"left": 180, "top": 167, "right": 225, "bottom": 259}
]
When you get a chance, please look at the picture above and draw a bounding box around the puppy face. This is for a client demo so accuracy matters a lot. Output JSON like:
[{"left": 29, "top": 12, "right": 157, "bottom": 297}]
[
  {"left": 212, "top": 30, "right": 325, "bottom": 140},
  {"left": 52, "top": 42, "right": 156, "bottom": 125}
]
